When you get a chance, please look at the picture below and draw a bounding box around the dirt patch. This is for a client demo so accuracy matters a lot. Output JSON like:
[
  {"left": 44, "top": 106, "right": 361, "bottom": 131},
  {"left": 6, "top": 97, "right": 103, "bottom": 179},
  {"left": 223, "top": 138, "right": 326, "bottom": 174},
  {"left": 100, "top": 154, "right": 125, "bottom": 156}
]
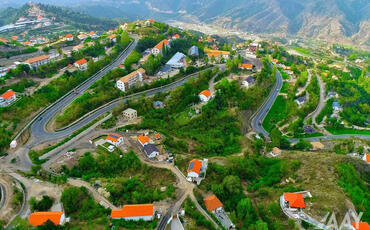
[
  {"left": 280, "top": 151, "right": 350, "bottom": 221},
  {"left": 0, "top": 176, "right": 16, "bottom": 223}
]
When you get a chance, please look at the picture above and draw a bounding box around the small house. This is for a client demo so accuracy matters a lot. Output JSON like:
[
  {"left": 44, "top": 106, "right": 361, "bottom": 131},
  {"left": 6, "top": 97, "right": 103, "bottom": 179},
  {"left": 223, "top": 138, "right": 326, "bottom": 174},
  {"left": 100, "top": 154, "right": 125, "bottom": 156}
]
[
  {"left": 188, "top": 46, "right": 199, "bottom": 56},
  {"left": 239, "top": 63, "right": 253, "bottom": 70},
  {"left": 111, "top": 204, "right": 154, "bottom": 221},
  {"left": 332, "top": 101, "right": 342, "bottom": 111},
  {"left": 29, "top": 211, "right": 68, "bottom": 227},
  {"left": 143, "top": 143, "right": 160, "bottom": 159},
  {"left": 187, "top": 159, "right": 207, "bottom": 184},
  {"left": 204, "top": 195, "right": 223, "bottom": 213},
  {"left": 152, "top": 39, "right": 170, "bottom": 56},
  {"left": 0, "top": 89, "right": 16, "bottom": 107},
  {"left": 362, "top": 153, "right": 370, "bottom": 164},
  {"left": 172, "top": 34, "right": 180, "bottom": 39},
  {"left": 123, "top": 108, "right": 137, "bottom": 120},
  {"left": 295, "top": 96, "right": 306, "bottom": 106},
  {"left": 64, "top": 34, "right": 73, "bottom": 41},
  {"left": 304, "top": 125, "right": 316, "bottom": 134},
  {"left": 108, "top": 34, "right": 117, "bottom": 43},
  {"left": 106, "top": 133, "right": 123, "bottom": 147},
  {"left": 199, "top": 90, "right": 211, "bottom": 102},
  {"left": 138, "top": 135, "right": 149, "bottom": 146},
  {"left": 155, "top": 133, "right": 161, "bottom": 140},
  {"left": 74, "top": 58, "right": 88, "bottom": 70},
  {"left": 283, "top": 193, "right": 306, "bottom": 211},
  {"left": 270, "top": 147, "right": 282, "bottom": 157},
  {"left": 242, "top": 76, "right": 255, "bottom": 88}
]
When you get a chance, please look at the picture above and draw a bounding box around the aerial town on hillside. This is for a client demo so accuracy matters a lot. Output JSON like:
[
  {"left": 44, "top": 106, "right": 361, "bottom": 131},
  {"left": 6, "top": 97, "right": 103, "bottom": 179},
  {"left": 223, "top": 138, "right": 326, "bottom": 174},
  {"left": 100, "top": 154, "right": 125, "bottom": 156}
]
[{"left": 0, "top": 2, "right": 369, "bottom": 230}]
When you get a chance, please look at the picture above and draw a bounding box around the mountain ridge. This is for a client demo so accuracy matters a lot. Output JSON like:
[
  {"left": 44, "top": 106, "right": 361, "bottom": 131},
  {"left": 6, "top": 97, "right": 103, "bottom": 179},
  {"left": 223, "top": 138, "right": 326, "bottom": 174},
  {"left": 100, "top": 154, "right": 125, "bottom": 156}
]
[{"left": 0, "top": 0, "right": 368, "bottom": 47}]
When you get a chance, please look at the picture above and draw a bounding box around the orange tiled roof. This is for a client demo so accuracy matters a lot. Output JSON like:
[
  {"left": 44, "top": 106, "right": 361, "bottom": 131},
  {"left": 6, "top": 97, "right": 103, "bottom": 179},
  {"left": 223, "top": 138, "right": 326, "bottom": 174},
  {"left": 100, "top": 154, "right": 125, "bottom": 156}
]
[
  {"left": 148, "top": 19, "right": 154, "bottom": 23},
  {"left": 108, "top": 34, "right": 117, "bottom": 39},
  {"left": 173, "top": 34, "right": 180, "bottom": 38},
  {"left": 65, "top": 34, "right": 73, "bottom": 38},
  {"left": 352, "top": 222, "right": 370, "bottom": 230},
  {"left": 138, "top": 135, "right": 149, "bottom": 145},
  {"left": 29, "top": 211, "right": 64, "bottom": 227},
  {"left": 0, "top": 37, "right": 8, "bottom": 43},
  {"left": 199, "top": 90, "right": 211, "bottom": 98},
  {"left": 89, "top": 31, "right": 95, "bottom": 35},
  {"left": 272, "top": 147, "right": 281, "bottom": 154},
  {"left": 239, "top": 63, "right": 253, "bottom": 69},
  {"left": 155, "top": 133, "right": 161, "bottom": 138},
  {"left": 119, "top": 68, "right": 145, "bottom": 83},
  {"left": 106, "top": 133, "right": 122, "bottom": 142},
  {"left": 111, "top": 204, "right": 153, "bottom": 218},
  {"left": 24, "top": 55, "right": 49, "bottom": 64},
  {"left": 75, "top": 58, "right": 87, "bottom": 65},
  {"left": 187, "top": 159, "right": 202, "bottom": 174},
  {"left": 204, "top": 48, "right": 230, "bottom": 56},
  {"left": 12, "top": 36, "right": 18, "bottom": 41},
  {"left": 365, "top": 153, "right": 370, "bottom": 163},
  {"left": 204, "top": 195, "right": 223, "bottom": 212},
  {"left": 1, "top": 90, "right": 15, "bottom": 100},
  {"left": 283, "top": 193, "right": 306, "bottom": 208},
  {"left": 153, "top": 39, "right": 169, "bottom": 51}
]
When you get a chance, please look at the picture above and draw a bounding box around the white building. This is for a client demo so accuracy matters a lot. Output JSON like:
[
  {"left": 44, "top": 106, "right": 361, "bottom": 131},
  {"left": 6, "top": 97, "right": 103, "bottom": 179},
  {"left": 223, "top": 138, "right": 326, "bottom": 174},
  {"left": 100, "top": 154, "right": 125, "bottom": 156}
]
[
  {"left": 64, "top": 34, "right": 73, "bottom": 41},
  {"left": 111, "top": 204, "right": 154, "bottom": 221},
  {"left": 74, "top": 58, "right": 88, "bottom": 70},
  {"left": 143, "top": 144, "right": 160, "bottom": 159},
  {"left": 151, "top": 39, "right": 169, "bottom": 56},
  {"left": 187, "top": 159, "right": 208, "bottom": 184},
  {"left": 24, "top": 55, "right": 50, "bottom": 69},
  {"left": 106, "top": 133, "right": 123, "bottom": 147},
  {"left": 116, "top": 68, "right": 146, "bottom": 92},
  {"left": 362, "top": 153, "right": 370, "bottom": 164},
  {"left": 0, "top": 89, "right": 16, "bottom": 107},
  {"left": 123, "top": 108, "right": 137, "bottom": 120},
  {"left": 199, "top": 90, "right": 211, "bottom": 102},
  {"left": 166, "top": 52, "right": 186, "bottom": 68}
]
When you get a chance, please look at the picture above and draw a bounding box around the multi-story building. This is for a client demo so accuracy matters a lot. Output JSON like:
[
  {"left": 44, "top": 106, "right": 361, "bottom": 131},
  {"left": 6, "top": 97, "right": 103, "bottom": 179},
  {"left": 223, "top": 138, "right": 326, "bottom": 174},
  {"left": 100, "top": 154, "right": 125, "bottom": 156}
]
[
  {"left": 24, "top": 55, "right": 50, "bottom": 69},
  {"left": 116, "top": 68, "right": 146, "bottom": 92}
]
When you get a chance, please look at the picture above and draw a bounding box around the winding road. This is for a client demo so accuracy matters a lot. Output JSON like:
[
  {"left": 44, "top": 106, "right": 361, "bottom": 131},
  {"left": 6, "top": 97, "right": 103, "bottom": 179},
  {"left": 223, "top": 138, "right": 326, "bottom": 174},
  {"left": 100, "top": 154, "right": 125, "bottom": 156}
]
[
  {"left": 251, "top": 64, "right": 370, "bottom": 142},
  {"left": 251, "top": 69, "right": 283, "bottom": 137}
]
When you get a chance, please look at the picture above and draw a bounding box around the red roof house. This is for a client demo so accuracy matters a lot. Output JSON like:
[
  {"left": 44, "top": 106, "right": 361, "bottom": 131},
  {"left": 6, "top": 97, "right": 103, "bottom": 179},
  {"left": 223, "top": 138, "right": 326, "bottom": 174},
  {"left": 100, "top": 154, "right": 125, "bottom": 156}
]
[
  {"left": 199, "top": 89, "right": 211, "bottom": 102},
  {"left": 283, "top": 193, "right": 306, "bottom": 209},
  {"left": 204, "top": 195, "right": 223, "bottom": 213},
  {"left": 111, "top": 204, "right": 154, "bottom": 221},
  {"left": 187, "top": 159, "right": 202, "bottom": 177},
  {"left": 138, "top": 135, "right": 150, "bottom": 146},
  {"left": 352, "top": 222, "right": 370, "bottom": 230},
  {"left": 29, "top": 211, "right": 66, "bottom": 227}
]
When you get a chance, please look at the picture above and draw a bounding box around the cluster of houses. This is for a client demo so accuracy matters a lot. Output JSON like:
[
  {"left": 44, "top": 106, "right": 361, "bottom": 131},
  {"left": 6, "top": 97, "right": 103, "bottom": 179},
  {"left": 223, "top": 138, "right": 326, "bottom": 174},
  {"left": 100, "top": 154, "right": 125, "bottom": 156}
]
[
  {"left": 77, "top": 31, "right": 99, "bottom": 40},
  {"left": 28, "top": 204, "right": 156, "bottom": 227}
]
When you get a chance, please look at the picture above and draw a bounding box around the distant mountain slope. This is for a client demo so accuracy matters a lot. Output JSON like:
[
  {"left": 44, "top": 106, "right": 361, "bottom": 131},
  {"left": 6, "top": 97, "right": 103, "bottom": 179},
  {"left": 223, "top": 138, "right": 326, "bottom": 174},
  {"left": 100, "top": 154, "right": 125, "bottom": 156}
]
[
  {"left": 0, "top": 0, "right": 368, "bottom": 46},
  {"left": 0, "top": 3, "right": 118, "bottom": 31}
]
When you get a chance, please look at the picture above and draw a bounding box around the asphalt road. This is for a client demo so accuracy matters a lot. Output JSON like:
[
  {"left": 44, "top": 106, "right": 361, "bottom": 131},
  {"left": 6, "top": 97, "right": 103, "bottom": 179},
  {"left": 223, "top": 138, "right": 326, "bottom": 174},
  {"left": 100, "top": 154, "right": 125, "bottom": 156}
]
[
  {"left": 251, "top": 66, "right": 370, "bottom": 142},
  {"left": 251, "top": 69, "right": 283, "bottom": 137},
  {"left": 29, "top": 38, "right": 138, "bottom": 145}
]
